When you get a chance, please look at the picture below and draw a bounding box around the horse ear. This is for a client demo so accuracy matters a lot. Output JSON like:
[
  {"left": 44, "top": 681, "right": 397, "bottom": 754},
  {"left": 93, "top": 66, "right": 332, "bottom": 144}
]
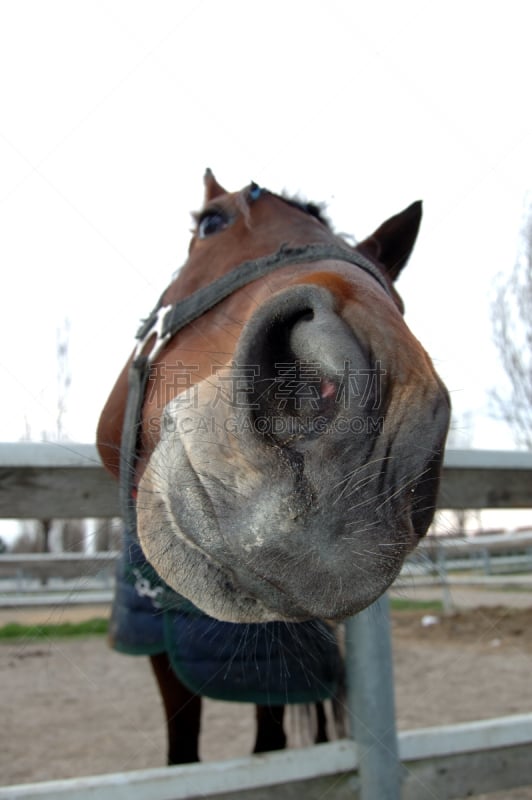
[
  {"left": 203, "top": 168, "right": 227, "bottom": 201},
  {"left": 355, "top": 201, "right": 422, "bottom": 281}
]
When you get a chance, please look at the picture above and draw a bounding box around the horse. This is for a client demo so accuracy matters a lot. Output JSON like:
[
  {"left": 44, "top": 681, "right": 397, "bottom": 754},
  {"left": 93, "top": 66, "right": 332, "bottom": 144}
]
[{"left": 97, "top": 170, "right": 450, "bottom": 765}]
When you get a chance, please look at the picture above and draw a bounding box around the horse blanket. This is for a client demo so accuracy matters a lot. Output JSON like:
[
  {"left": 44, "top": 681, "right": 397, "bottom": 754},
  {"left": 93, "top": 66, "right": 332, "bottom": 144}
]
[{"left": 110, "top": 528, "right": 342, "bottom": 705}]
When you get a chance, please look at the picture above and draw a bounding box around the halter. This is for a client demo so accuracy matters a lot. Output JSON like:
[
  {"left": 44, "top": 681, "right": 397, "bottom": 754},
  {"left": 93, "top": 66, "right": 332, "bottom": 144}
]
[{"left": 119, "top": 241, "right": 394, "bottom": 538}]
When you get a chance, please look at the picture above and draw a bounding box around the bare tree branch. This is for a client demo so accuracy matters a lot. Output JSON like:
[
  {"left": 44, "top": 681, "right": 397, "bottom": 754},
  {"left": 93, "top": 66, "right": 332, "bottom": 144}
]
[{"left": 491, "top": 200, "right": 532, "bottom": 449}]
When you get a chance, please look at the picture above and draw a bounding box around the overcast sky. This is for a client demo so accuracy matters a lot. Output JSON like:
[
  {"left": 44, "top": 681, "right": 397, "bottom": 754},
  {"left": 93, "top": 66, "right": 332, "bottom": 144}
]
[{"left": 1, "top": 0, "right": 531, "bottom": 451}]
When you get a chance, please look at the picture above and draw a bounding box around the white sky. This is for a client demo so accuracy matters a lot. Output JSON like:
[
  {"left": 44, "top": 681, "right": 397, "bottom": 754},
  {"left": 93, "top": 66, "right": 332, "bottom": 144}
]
[{"left": 1, "top": 0, "right": 531, "bottom": 450}]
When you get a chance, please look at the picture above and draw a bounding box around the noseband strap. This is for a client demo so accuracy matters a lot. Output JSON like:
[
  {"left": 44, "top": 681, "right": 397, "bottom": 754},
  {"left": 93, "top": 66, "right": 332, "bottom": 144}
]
[
  {"left": 145, "top": 242, "right": 392, "bottom": 348},
  {"left": 120, "top": 242, "right": 393, "bottom": 538}
]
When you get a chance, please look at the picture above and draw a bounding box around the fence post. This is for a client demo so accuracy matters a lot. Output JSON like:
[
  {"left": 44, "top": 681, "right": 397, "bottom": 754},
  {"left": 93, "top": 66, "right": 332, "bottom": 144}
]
[
  {"left": 345, "top": 593, "right": 401, "bottom": 799},
  {"left": 435, "top": 544, "right": 454, "bottom": 614}
]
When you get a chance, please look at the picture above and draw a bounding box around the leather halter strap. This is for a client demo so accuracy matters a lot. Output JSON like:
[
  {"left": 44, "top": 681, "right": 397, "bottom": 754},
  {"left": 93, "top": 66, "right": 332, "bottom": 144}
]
[{"left": 119, "top": 241, "right": 393, "bottom": 538}]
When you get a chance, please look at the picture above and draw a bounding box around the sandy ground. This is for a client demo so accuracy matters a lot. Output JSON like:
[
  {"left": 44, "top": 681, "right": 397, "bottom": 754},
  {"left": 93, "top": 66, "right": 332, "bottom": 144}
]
[{"left": 2, "top": 585, "right": 532, "bottom": 799}]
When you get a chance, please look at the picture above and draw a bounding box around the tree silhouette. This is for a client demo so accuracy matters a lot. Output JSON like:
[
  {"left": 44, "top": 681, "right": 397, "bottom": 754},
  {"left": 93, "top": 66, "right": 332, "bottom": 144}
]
[
  {"left": 491, "top": 200, "right": 532, "bottom": 449},
  {"left": 14, "top": 318, "right": 85, "bottom": 554}
]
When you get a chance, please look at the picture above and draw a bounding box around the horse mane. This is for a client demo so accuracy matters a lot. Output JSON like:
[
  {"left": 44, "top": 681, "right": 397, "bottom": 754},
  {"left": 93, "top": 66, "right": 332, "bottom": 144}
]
[
  {"left": 279, "top": 192, "right": 332, "bottom": 229},
  {"left": 279, "top": 192, "right": 359, "bottom": 247}
]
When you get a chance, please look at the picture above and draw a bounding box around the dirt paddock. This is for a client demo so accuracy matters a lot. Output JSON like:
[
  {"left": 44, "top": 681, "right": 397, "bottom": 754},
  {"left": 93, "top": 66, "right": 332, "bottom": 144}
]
[{"left": 2, "top": 586, "right": 532, "bottom": 799}]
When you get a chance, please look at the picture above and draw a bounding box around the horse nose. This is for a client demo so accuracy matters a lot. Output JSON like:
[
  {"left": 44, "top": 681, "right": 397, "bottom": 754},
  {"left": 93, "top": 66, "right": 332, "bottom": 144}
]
[
  {"left": 288, "top": 306, "right": 367, "bottom": 377},
  {"left": 234, "top": 284, "right": 378, "bottom": 443}
]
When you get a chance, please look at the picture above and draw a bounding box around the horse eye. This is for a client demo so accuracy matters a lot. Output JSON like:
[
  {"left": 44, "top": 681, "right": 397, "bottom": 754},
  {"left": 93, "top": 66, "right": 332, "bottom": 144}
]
[{"left": 198, "top": 210, "right": 229, "bottom": 239}]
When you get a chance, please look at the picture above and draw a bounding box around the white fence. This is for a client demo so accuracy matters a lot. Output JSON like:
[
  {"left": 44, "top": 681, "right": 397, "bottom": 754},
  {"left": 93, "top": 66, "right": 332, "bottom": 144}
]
[
  {"left": 3, "top": 532, "right": 532, "bottom": 608},
  {"left": 1, "top": 443, "right": 532, "bottom": 799},
  {"left": 1, "top": 442, "right": 532, "bottom": 520},
  {"left": 3, "top": 717, "right": 532, "bottom": 800}
]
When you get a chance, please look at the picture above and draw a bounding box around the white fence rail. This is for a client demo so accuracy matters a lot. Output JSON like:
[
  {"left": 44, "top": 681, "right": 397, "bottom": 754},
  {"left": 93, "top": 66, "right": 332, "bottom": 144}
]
[
  {"left": 1, "top": 443, "right": 532, "bottom": 799},
  {"left": 1, "top": 443, "right": 532, "bottom": 520},
  {"left": 3, "top": 532, "right": 532, "bottom": 605},
  {"left": 2, "top": 716, "right": 532, "bottom": 800}
]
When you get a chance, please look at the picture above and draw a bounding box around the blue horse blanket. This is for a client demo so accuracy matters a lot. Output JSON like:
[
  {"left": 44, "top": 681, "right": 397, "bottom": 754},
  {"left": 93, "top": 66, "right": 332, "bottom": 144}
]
[{"left": 110, "top": 534, "right": 342, "bottom": 705}]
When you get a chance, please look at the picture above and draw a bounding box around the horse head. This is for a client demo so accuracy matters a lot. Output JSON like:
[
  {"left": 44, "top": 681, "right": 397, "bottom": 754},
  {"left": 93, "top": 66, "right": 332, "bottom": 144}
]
[{"left": 98, "top": 171, "right": 450, "bottom": 624}]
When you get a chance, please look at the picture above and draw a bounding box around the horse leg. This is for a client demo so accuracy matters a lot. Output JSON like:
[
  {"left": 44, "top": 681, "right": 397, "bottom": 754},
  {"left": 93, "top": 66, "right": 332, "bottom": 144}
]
[
  {"left": 150, "top": 652, "right": 202, "bottom": 764},
  {"left": 253, "top": 704, "right": 287, "bottom": 753},
  {"left": 314, "top": 701, "right": 328, "bottom": 743}
]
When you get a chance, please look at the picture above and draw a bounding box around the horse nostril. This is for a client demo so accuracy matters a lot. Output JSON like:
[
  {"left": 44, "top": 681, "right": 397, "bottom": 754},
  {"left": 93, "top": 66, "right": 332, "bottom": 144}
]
[
  {"left": 234, "top": 284, "right": 378, "bottom": 446},
  {"left": 320, "top": 378, "right": 337, "bottom": 400},
  {"left": 288, "top": 307, "right": 368, "bottom": 378},
  {"left": 249, "top": 307, "right": 335, "bottom": 426}
]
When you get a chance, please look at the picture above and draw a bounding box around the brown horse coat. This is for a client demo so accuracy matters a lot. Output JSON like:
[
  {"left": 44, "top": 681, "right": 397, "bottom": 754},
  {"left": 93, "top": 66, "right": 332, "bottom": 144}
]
[{"left": 98, "top": 172, "right": 449, "bottom": 624}]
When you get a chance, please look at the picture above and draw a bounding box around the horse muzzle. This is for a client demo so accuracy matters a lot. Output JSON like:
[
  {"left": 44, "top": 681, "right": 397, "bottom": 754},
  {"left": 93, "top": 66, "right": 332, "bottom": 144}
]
[
  {"left": 136, "top": 281, "right": 450, "bottom": 622},
  {"left": 233, "top": 284, "right": 381, "bottom": 449}
]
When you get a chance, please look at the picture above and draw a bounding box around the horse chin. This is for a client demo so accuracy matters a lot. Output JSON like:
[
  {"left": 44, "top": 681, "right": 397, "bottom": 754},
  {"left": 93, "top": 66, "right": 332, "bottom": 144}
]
[
  {"left": 137, "top": 454, "right": 406, "bottom": 623},
  {"left": 136, "top": 467, "right": 283, "bottom": 622},
  {"left": 136, "top": 375, "right": 437, "bottom": 623}
]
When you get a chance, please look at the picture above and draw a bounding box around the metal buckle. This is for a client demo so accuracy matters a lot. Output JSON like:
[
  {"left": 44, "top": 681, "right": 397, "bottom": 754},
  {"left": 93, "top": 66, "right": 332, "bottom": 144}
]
[
  {"left": 134, "top": 304, "right": 173, "bottom": 365},
  {"left": 132, "top": 568, "right": 164, "bottom": 608}
]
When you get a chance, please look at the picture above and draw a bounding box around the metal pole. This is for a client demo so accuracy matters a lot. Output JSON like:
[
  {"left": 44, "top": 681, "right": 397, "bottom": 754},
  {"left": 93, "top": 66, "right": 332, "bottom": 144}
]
[
  {"left": 345, "top": 593, "right": 401, "bottom": 799},
  {"left": 437, "top": 545, "right": 454, "bottom": 614}
]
